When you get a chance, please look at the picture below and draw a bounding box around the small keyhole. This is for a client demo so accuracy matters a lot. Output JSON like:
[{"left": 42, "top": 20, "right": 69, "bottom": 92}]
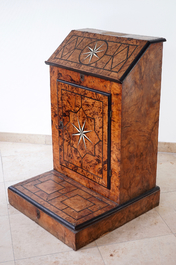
[
  {"left": 59, "top": 121, "right": 63, "bottom": 129},
  {"left": 80, "top": 74, "right": 84, "bottom": 82},
  {"left": 36, "top": 209, "right": 40, "bottom": 219}
]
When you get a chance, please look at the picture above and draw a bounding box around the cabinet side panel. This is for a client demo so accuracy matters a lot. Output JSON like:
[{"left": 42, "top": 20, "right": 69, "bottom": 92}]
[{"left": 120, "top": 43, "right": 163, "bottom": 204}]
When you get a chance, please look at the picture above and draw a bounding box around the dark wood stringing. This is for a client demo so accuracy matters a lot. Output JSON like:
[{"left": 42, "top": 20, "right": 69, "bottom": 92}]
[
  {"left": 8, "top": 170, "right": 159, "bottom": 231},
  {"left": 8, "top": 170, "right": 117, "bottom": 230},
  {"left": 8, "top": 174, "right": 160, "bottom": 250}
]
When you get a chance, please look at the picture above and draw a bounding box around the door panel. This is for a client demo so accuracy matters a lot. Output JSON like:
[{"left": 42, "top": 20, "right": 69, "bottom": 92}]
[{"left": 57, "top": 80, "right": 111, "bottom": 188}]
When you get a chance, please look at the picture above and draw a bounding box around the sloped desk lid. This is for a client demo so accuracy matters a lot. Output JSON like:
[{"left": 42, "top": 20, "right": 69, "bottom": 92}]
[{"left": 45, "top": 29, "right": 166, "bottom": 83}]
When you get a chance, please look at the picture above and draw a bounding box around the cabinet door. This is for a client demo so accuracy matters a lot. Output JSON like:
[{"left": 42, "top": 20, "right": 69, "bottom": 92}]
[{"left": 57, "top": 80, "right": 111, "bottom": 188}]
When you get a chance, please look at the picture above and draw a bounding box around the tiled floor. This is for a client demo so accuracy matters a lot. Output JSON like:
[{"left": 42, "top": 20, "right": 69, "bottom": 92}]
[{"left": 0, "top": 142, "right": 176, "bottom": 265}]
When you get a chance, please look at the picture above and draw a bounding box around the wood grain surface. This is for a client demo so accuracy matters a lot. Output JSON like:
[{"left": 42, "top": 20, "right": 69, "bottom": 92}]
[{"left": 120, "top": 42, "right": 163, "bottom": 204}]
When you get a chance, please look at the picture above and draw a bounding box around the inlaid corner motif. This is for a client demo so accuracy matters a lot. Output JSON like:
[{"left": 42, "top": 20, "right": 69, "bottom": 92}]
[
  {"left": 57, "top": 80, "right": 111, "bottom": 188},
  {"left": 52, "top": 34, "right": 140, "bottom": 80}
]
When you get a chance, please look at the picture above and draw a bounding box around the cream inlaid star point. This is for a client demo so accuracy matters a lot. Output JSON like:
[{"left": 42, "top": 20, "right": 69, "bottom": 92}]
[
  {"left": 71, "top": 117, "right": 92, "bottom": 149},
  {"left": 83, "top": 42, "right": 104, "bottom": 63}
]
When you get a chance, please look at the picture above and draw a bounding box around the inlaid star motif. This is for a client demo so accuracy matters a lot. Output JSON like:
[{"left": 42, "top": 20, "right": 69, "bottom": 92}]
[
  {"left": 83, "top": 42, "right": 104, "bottom": 63},
  {"left": 71, "top": 117, "right": 92, "bottom": 150}
]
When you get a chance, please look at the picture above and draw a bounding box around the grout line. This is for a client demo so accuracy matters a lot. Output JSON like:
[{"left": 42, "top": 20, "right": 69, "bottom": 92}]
[
  {"left": 11, "top": 249, "right": 73, "bottom": 263},
  {"left": 95, "top": 233, "right": 174, "bottom": 249},
  {"left": 156, "top": 210, "right": 175, "bottom": 235},
  {"left": 95, "top": 241, "right": 106, "bottom": 265},
  {"left": 158, "top": 151, "right": 176, "bottom": 155},
  {"left": 160, "top": 190, "right": 176, "bottom": 194},
  {"left": 0, "top": 134, "right": 176, "bottom": 153},
  {"left": 10, "top": 243, "right": 100, "bottom": 263},
  {"left": 0, "top": 152, "right": 16, "bottom": 264},
  {"left": 0, "top": 261, "right": 14, "bottom": 264}
]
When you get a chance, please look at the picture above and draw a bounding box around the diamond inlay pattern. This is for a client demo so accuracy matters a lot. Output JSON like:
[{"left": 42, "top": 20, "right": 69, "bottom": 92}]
[{"left": 13, "top": 170, "right": 117, "bottom": 227}]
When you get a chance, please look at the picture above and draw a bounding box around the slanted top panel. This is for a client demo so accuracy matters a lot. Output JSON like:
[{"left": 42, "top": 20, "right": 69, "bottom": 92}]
[{"left": 45, "top": 29, "right": 164, "bottom": 82}]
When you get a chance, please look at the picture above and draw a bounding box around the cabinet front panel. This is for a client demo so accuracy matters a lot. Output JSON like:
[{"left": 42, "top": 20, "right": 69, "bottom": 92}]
[{"left": 57, "top": 80, "right": 111, "bottom": 188}]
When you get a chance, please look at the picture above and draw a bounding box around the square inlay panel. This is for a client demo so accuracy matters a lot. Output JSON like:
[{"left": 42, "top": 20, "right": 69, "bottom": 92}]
[
  {"left": 9, "top": 170, "right": 117, "bottom": 227},
  {"left": 63, "top": 195, "right": 94, "bottom": 211},
  {"left": 36, "top": 180, "right": 63, "bottom": 194}
]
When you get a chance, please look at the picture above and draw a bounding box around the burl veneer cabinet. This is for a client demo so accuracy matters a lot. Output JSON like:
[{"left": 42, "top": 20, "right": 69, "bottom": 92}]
[{"left": 8, "top": 29, "right": 166, "bottom": 250}]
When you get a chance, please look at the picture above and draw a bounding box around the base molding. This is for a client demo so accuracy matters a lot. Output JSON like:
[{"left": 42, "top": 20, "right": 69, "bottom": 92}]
[
  {"left": 8, "top": 170, "right": 160, "bottom": 250},
  {"left": 0, "top": 132, "right": 175, "bottom": 152},
  {"left": 0, "top": 132, "right": 52, "bottom": 145}
]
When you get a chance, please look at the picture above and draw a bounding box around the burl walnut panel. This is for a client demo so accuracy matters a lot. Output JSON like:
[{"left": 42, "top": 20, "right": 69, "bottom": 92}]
[
  {"left": 57, "top": 80, "right": 110, "bottom": 188},
  {"left": 51, "top": 67, "right": 122, "bottom": 203},
  {"left": 120, "top": 42, "right": 163, "bottom": 204}
]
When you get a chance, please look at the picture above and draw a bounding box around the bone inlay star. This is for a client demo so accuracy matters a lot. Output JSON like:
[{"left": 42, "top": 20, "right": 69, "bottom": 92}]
[
  {"left": 83, "top": 42, "right": 104, "bottom": 63},
  {"left": 71, "top": 117, "right": 92, "bottom": 150}
]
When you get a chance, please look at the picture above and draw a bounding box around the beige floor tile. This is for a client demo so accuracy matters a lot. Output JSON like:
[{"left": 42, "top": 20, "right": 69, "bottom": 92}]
[
  {"left": 0, "top": 216, "right": 14, "bottom": 263},
  {"left": 0, "top": 183, "right": 8, "bottom": 216},
  {"left": 9, "top": 213, "right": 71, "bottom": 260},
  {"left": 99, "top": 234, "right": 176, "bottom": 265},
  {"left": 1, "top": 143, "right": 176, "bottom": 264},
  {"left": 15, "top": 248, "right": 104, "bottom": 265},
  {"left": 0, "top": 142, "right": 52, "bottom": 157},
  {"left": 96, "top": 209, "right": 171, "bottom": 246},
  {"left": 7, "top": 203, "right": 21, "bottom": 215},
  {"left": 2, "top": 151, "right": 53, "bottom": 182},
  {"left": 155, "top": 191, "right": 176, "bottom": 233},
  {"left": 157, "top": 152, "right": 176, "bottom": 192}
]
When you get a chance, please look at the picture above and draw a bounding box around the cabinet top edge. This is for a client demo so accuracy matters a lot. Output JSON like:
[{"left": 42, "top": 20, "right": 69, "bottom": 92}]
[{"left": 77, "top": 28, "right": 166, "bottom": 43}]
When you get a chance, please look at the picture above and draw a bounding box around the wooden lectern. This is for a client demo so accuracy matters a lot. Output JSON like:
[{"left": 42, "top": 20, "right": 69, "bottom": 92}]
[{"left": 8, "top": 29, "right": 166, "bottom": 250}]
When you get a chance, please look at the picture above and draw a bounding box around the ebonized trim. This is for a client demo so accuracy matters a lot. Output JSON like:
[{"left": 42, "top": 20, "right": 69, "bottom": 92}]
[
  {"left": 8, "top": 183, "right": 160, "bottom": 232},
  {"left": 119, "top": 41, "right": 150, "bottom": 82},
  {"left": 149, "top": 38, "right": 166, "bottom": 44},
  {"left": 45, "top": 37, "right": 166, "bottom": 84},
  {"left": 45, "top": 62, "right": 122, "bottom": 84}
]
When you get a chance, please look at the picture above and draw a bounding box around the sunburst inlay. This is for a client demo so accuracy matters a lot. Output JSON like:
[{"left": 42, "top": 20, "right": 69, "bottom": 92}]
[{"left": 71, "top": 117, "right": 92, "bottom": 150}]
